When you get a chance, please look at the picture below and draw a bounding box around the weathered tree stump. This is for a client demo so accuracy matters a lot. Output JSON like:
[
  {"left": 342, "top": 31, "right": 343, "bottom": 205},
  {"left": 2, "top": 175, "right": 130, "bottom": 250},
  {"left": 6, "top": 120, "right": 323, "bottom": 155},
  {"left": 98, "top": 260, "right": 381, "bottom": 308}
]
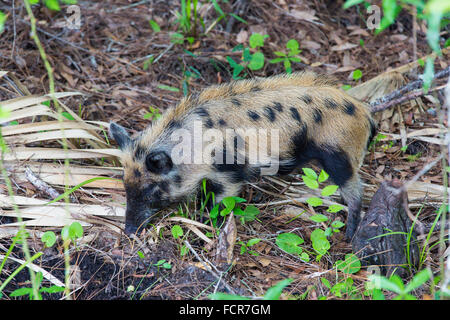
[{"left": 352, "top": 180, "right": 420, "bottom": 277}]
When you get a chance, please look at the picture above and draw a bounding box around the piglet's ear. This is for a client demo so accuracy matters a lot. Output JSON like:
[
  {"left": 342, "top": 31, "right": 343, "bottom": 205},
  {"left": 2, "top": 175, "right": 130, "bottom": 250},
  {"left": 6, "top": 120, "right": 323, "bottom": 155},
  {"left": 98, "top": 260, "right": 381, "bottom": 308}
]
[{"left": 109, "top": 122, "right": 131, "bottom": 150}]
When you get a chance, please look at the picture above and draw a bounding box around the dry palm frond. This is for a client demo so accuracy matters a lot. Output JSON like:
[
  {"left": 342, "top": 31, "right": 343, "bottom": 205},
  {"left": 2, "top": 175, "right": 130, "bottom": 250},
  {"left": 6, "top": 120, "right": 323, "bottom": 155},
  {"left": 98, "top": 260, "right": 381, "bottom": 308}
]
[{"left": 0, "top": 72, "right": 124, "bottom": 232}]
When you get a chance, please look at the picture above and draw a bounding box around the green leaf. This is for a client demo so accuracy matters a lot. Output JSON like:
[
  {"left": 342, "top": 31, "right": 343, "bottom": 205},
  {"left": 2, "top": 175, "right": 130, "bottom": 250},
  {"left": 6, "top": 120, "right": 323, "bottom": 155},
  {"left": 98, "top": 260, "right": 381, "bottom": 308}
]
[
  {"left": 68, "top": 222, "right": 83, "bottom": 240},
  {"left": 263, "top": 278, "right": 293, "bottom": 300},
  {"left": 335, "top": 253, "right": 361, "bottom": 274},
  {"left": 331, "top": 220, "right": 345, "bottom": 229},
  {"left": 421, "top": 57, "right": 435, "bottom": 93},
  {"left": 404, "top": 269, "right": 431, "bottom": 293},
  {"left": 0, "top": 11, "right": 7, "bottom": 35},
  {"left": 269, "top": 57, "right": 286, "bottom": 64},
  {"left": 273, "top": 51, "right": 287, "bottom": 57},
  {"left": 229, "top": 13, "right": 247, "bottom": 24},
  {"left": 321, "top": 277, "right": 331, "bottom": 289},
  {"left": 171, "top": 224, "right": 183, "bottom": 239},
  {"left": 209, "top": 292, "right": 250, "bottom": 300},
  {"left": 44, "top": 0, "right": 61, "bottom": 11},
  {"left": 288, "top": 56, "right": 302, "bottom": 63},
  {"left": 318, "top": 170, "right": 329, "bottom": 183},
  {"left": 222, "top": 197, "right": 236, "bottom": 209},
  {"left": 425, "top": 0, "right": 450, "bottom": 54},
  {"left": 248, "top": 52, "right": 265, "bottom": 70},
  {"left": 149, "top": 20, "right": 161, "bottom": 32},
  {"left": 369, "top": 275, "right": 404, "bottom": 294},
  {"left": 232, "top": 196, "right": 247, "bottom": 203},
  {"left": 302, "top": 175, "right": 319, "bottom": 189},
  {"left": 247, "top": 238, "right": 261, "bottom": 247},
  {"left": 310, "top": 229, "right": 330, "bottom": 255},
  {"left": 321, "top": 185, "right": 339, "bottom": 197},
  {"left": 343, "top": 0, "right": 365, "bottom": 9},
  {"left": 10, "top": 287, "right": 32, "bottom": 297},
  {"left": 62, "top": 112, "right": 75, "bottom": 120},
  {"left": 352, "top": 69, "right": 362, "bottom": 81},
  {"left": 157, "top": 84, "right": 180, "bottom": 92},
  {"left": 170, "top": 32, "right": 184, "bottom": 44},
  {"left": 286, "top": 39, "right": 299, "bottom": 51},
  {"left": 40, "top": 286, "right": 65, "bottom": 294},
  {"left": 249, "top": 33, "right": 266, "bottom": 48},
  {"left": 41, "top": 231, "right": 56, "bottom": 248},
  {"left": 276, "top": 233, "right": 304, "bottom": 255},
  {"left": 302, "top": 168, "right": 317, "bottom": 179},
  {"left": 327, "top": 204, "right": 344, "bottom": 213},
  {"left": 309, "top": 214, "right": 328, "bottom": 223},
  {"left": 306, "top": 197, "right": 323, "bottom": 207}
]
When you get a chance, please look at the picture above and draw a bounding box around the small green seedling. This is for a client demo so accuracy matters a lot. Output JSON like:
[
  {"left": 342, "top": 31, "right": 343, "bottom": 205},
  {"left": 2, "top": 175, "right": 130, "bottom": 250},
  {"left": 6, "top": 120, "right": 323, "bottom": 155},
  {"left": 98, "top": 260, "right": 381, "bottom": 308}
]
[
  {"left": 154, "top": 259, "right": 172, "bottom": 270},
  {"left": 269, "top": 39, "right": 302, "bottom": 74},
  {"left": 210, "top": 278, "right": 293, "bottom": 300},
  {"left": 238, "top": 238, "right": 261, "bottom": 256},
  {"left": 143, "top": 106, "right": 162, "bottom": 121},
  {"left": 10, "top": 272, "right": 64, "bottom": 300}
]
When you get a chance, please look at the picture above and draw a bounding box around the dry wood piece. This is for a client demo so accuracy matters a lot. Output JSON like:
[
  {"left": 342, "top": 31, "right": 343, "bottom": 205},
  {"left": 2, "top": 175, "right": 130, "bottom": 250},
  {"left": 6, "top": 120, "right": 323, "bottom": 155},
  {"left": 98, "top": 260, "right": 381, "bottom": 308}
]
[{"left": 352, "top": 180, "right": 419, "bottom": 277}]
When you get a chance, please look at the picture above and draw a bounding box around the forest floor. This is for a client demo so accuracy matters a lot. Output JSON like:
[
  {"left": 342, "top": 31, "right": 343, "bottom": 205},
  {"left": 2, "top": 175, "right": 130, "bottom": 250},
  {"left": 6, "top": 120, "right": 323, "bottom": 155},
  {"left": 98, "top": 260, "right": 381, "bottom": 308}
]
[{"left": 0, "top": 0, "right": 449, "bottom": 300}]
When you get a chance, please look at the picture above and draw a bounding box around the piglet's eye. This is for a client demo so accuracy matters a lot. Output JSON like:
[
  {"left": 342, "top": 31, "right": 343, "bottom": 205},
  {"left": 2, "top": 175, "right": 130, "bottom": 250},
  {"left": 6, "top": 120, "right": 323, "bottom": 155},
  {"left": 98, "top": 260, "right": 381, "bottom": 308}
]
[{"left": 146, "top": 151, "right": 173, "bottom": 174}]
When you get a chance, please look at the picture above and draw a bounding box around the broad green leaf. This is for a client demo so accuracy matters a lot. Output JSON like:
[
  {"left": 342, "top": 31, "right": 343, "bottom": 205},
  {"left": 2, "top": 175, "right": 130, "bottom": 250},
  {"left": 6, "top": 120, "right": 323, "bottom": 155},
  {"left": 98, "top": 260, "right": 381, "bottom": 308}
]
[
  {"left": 331, "top": 220, "right": 345, "bottom": 229},
  {"left": 44, "top": 0, "right": 61, "bottom": 11},
  {"left": 309, "top": 214, "right": 328, "bottom": 223},
  {"left": 302, "top": 168, "right": 317, "bottom": 179},
  {"left": 269, "top": 57, "right": 286, "bottom": 64},
  {"left": 276, "top": 233, "right": 304, "bottom": 255},
  {"left": 321, "top": 185, "right": 339, "bottom": 197},
  {"left": 41, "top": 231, "right": 56, "bottom": 247},
  {"left": 352, "top": 69, "right": 362, "bottom": 80},
  {"left": 10, "top": 287, "right": 32, "bottom": 297},
  {"left": 69, "top": 222, "right": 83, "bottom": 239},
  {"left": 248, "top": 51, "right": 265, "bottom": 70},
  {"left": 247, "top": 238, "right": 261, "bottom": 247},
  {"left": 369, "top": 275, "right": 404, "bottom": 294},
  {"left": 263, "top": 278, "right": 293, "bottom": 300},
  {"left": 222, "top": 197, "right": 236, "bottom": 209},
  {"left": 306, "top": 197, "right": 323, "bottom": 207},
  {"left": 249, "top": 33, "right": 266, "bottom": 48},
  {"left": 0, "top": 11, "right": 7, "bottom": 35},
  {"left": 171, "top": 224, "right": 183, "bottom": 239},
  {"left": 310, "top": 229, "right": 330, "bottom": 255},
  {"left": 318, "top": 170, "right": 329, "bottom": 183},
  {"left": 149, "top": 20, "right": 161, "bottom": 32},
  {"left": 327, "top": 204, "right": 344, "bottom": 213},
  {"left": 404, "top": 269, "right": 431, "bottom": 293},
  {"left": 302, "top": 175, "right": 319, "bottom": 189},
  {"left": 335, "top": 253, "right": 361, "bottom": 274},
  {"left": 286, "top": 39, "right": 299, "bottom": 52}
]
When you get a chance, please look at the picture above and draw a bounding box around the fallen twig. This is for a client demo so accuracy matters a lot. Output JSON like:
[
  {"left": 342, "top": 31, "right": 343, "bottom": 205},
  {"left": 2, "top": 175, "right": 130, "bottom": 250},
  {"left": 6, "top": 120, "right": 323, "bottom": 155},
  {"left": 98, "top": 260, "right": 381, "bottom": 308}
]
[{"left": 370, "top": 66, "right": 450, "bottom": 112}]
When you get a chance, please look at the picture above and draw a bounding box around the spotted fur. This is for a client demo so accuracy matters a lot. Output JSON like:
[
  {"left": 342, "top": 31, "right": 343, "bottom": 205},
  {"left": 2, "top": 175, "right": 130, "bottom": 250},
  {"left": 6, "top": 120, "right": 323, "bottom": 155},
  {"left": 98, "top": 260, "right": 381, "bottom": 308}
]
[{"left": 109, "top": 72, "right": 375, "bottom": 238}]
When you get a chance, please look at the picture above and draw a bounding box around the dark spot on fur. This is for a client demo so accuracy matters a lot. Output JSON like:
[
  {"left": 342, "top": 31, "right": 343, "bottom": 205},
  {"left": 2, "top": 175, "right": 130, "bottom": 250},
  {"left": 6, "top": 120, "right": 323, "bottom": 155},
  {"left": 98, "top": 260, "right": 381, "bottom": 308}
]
[
  {"left": 250, "top": 86, "right": 261, "bottom": 92},
  {"left": 324, "top": 98, "right": 338, "bottom": 109},
  {"left": 218, "top": 119, "right": 227, "bottom": 126},
  {"left": 194, "top": 107, "right": 209, "bottom": 117},
  {"left": 134, "top": 169, "right": 141, "bottom": 178},
  {"left": 343, "top": 99, "right": 356, "bottom": 115},
  {"left": 273, "top": 102, "right": 283, "bottom": 112},
  {"left": 367, "top": 118, "right": 378, "bottom": 149},
  {"left": 290, "top": 107, "right": 302, "bottom": 123},
  {"left": 158, "top": 181, "right": 170, "bottom": 193},
  {"left": 134, "top": 145, "right": 146, "bottom": 160},
  {"left": 313, "top": 108, "right": 323, "bottom": 123},
  {"left": 264, "top": 106, "right": 276, "bottom": 122},
  {"left": 205, "top": 118, "right": 214, "bottom": 128},
  {"left": 231, "top": 98, "right": 241, "bottom": 106},
  {"left": 300, "top": 95, "right": 313, "bottom": 104},
  {"left": 205, "top": 180, "right": 224, "bottom": 195},
  {"left": 174, "top": 175, "right": 182, "bottom": 185},
  {"left": 167, "top": 119, "right": 182, "bottom": 131},
  {"left": 248, "top": 110, "right": 260, "bottom": 121}
]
